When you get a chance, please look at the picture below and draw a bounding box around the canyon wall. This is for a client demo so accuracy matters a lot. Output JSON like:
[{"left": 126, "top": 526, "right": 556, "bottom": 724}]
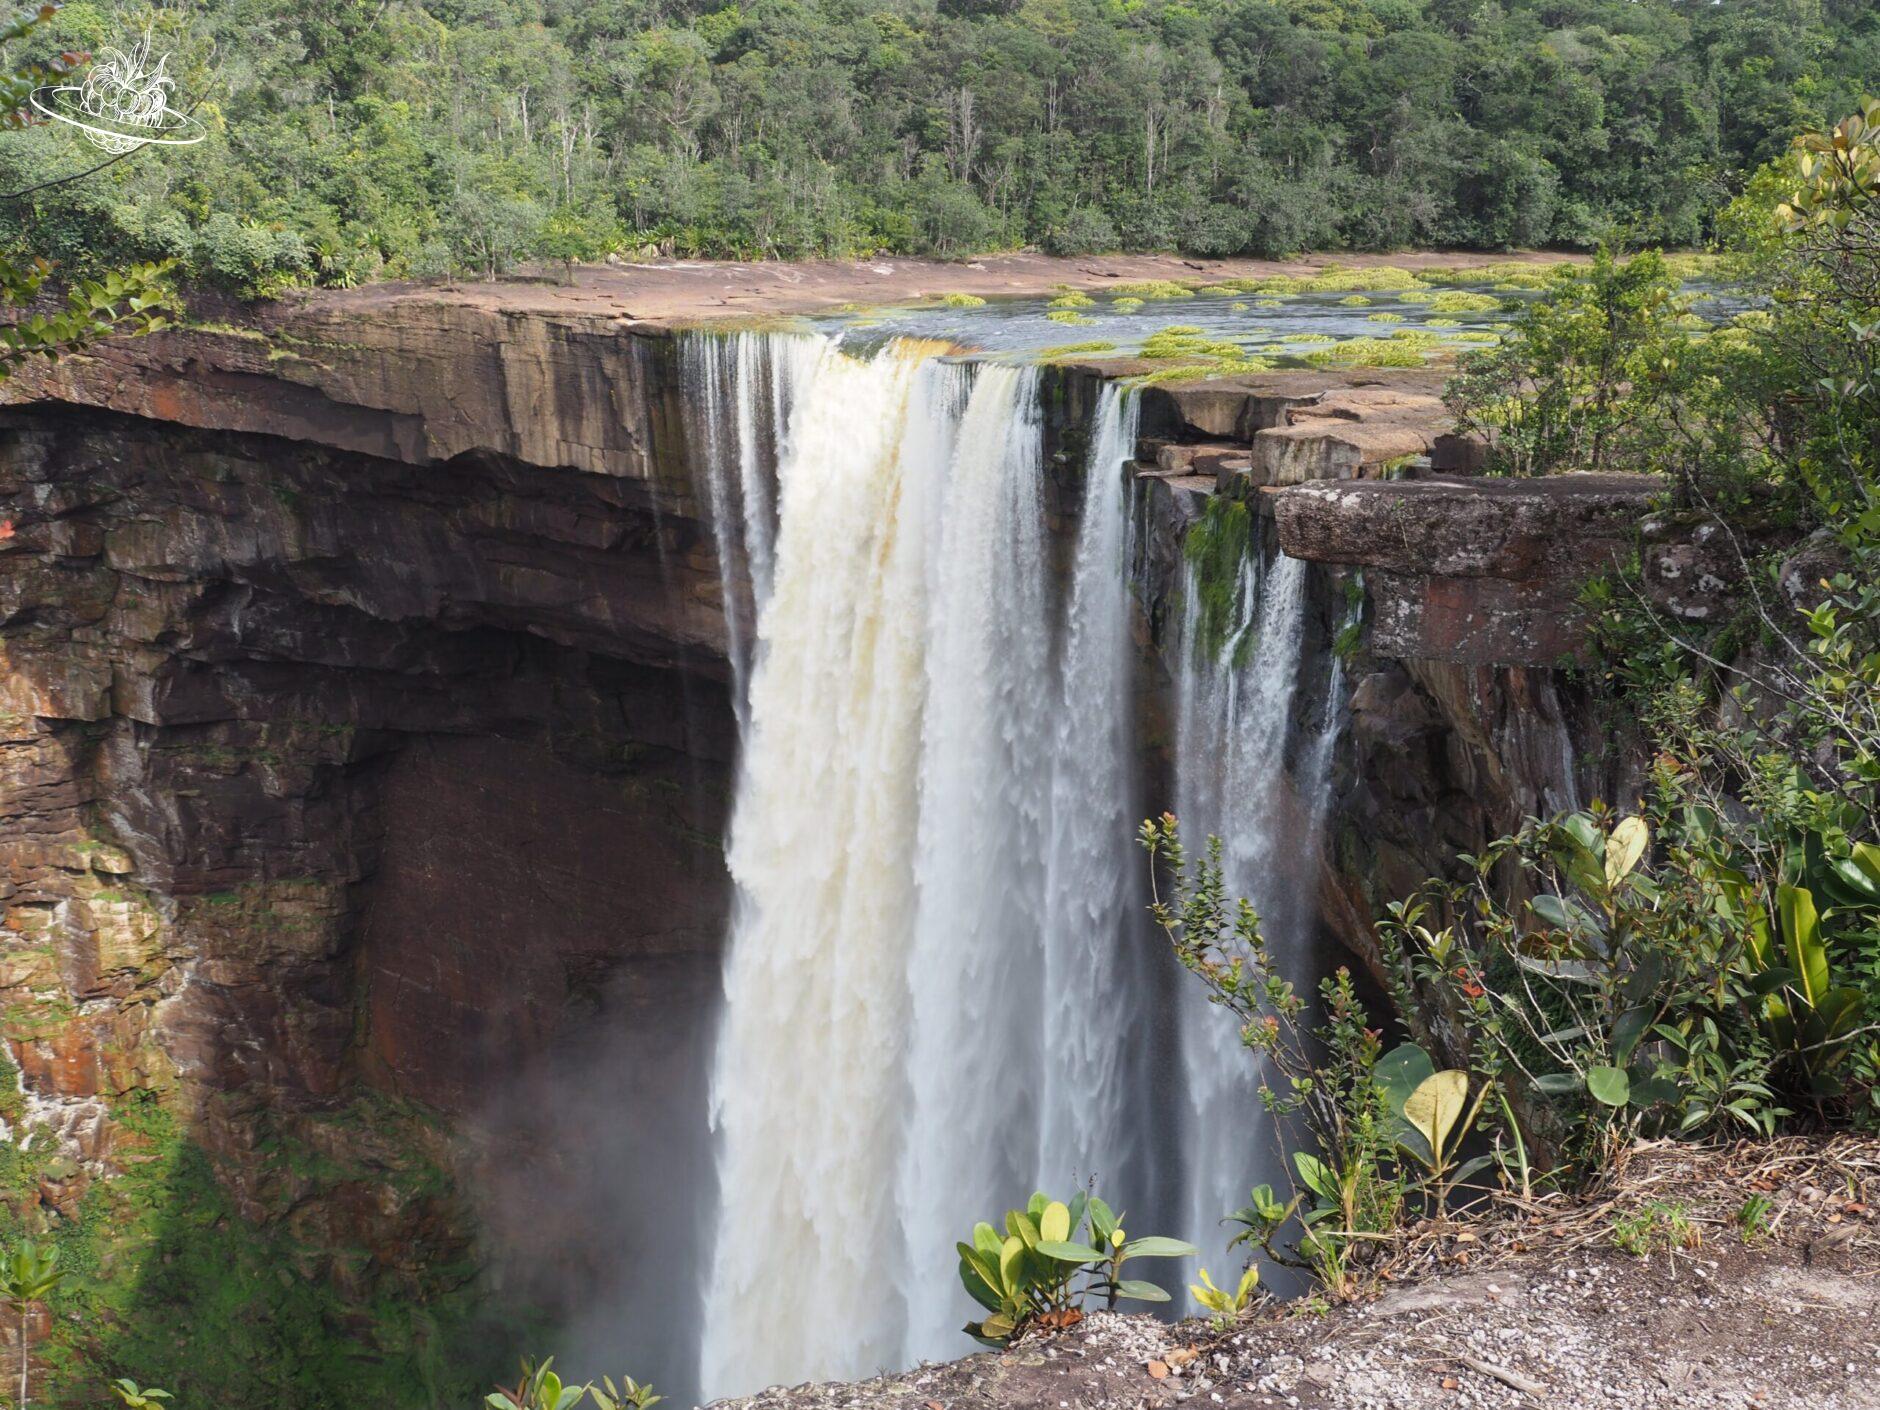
[{"left": 0, "top": 295, "right": 1658, "bottom": 1404}]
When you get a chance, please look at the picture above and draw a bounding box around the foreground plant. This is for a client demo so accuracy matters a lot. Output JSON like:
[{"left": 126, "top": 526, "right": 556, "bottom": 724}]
[
  {"left": 0, "top": 1241, "right": 61, "bottom": 1410},
  {"left": 955, "top": 1191, "right": 1194, "bottom": 1346},
  {"left": 589, "top": 1373, "right": 662, "bottom": 1409},
  {"left": 107, "top": 1381, "right": 173, "bottom": 1408},
  {"left": 1189, "top": 1265, "right": 1260, "bottom": 1327},
  {"left": 1142, "top": 817, "right": 1495, "bottom": 1296},
  {"left": 490, "top": 1359, "right": 662, "bottom": 1410}
]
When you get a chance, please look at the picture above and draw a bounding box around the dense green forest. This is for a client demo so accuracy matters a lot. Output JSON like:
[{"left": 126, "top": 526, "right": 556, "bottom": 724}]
[{"left": 4, "top": 0, "right": 1879, "bottom": 292}]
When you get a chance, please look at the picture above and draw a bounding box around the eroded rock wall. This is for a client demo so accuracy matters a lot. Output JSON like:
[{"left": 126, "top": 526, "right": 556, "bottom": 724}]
[{"left": 0, "top": 398, "right": 735, "bottom": 1403}]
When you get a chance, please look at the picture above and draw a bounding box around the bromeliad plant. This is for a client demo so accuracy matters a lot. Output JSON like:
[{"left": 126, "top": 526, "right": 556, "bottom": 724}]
[{"left": 955, "top": 1191, "right": 1194, "bottom": 1347}]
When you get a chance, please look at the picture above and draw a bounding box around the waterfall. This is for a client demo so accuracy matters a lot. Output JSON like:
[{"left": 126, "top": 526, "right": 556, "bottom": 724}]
[
  {"left": 1169, "top": 538, "right": 1322, "bottom": 1296},
  {"left": 693, "top": 340, "right": 1159, "bottom": 1398},
  {"left": 682, "top": 331, "right": 825, "bottom": 712}
]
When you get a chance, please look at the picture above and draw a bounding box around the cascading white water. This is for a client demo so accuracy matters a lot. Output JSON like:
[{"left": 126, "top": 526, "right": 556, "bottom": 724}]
[
  {"left": 682, "top": 332, "right": 824, "bottom": 710},
  {"left": 1170, "top": 536, "right": 1319, "bottom": 1294},
  {"left": 695, "top": 340, "right": 1159, "bottom": 1398},
  {"left": 1037, "top": 391, "right": 1153, "bottom": 1196}
]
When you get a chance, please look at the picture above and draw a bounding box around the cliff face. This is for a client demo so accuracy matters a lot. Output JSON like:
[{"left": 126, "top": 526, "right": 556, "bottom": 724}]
[
  {"left": 0, "top": 289, "right": 1658, "bottom": 1402},
  {"left": 0, "top": 304, "right": 741, "bottom": 1399},
  {"left": 1130, "top": 373, "right": 1655, "bottom": 995}
]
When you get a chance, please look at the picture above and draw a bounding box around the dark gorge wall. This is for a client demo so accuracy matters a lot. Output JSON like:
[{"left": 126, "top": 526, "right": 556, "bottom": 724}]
[{"left": 0, "top": 392, "right": 735, "bottom": 1404}]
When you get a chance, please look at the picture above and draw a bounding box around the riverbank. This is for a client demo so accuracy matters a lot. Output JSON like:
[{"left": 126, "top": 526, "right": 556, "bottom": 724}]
[{"left": 274, "top": 250, "right": 1582, "bottom": 327}]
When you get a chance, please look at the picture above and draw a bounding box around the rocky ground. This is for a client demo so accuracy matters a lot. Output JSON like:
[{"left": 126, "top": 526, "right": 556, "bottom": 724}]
[{"left": 713, "top": 1140, "right": 1880, "bottom": 1410}]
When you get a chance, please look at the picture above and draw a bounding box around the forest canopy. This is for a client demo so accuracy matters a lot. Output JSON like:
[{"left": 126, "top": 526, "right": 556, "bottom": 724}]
[{"left": 4, "top": 0, "right": 1877, "bottom": 292}]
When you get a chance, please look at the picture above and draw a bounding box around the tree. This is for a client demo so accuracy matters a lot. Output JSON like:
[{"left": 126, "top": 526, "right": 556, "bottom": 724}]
[
  {"left": 0, "top": 3, "right": 174, "bottom": 375},
  {"left": 535, "top": 199, "right": 622, "bottom": 284},
  {"left": 0, "top": 1241, "right": 62, "bottom": 1410}
]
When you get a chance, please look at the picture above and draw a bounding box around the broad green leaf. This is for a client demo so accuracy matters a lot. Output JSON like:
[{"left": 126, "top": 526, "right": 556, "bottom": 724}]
[
  {"left": 1373, "top": 1042, "right": 1435, "bottom": 1116},
  {"left": 1114, "top": 1278, "right": 1170, "bottom": 1302},
  {"left": 1006, "top": 1209, "right": 1041, "bottom": 1248},
  {"left": 1293, "top": 1152, "right": 1336, "bottom": 1202},
  {"left": 1587, "top": 1065, "right": 1630, "bottom": 1107},
  {"left": 1120, "top": 1236, "right": 1196, "bottom": 1259},
  {"left": 958, "top": 1254, "right": 1001, "bottom": 1312},
  {"left": 1610, "top": 1006, "right": 1652, "bottom": 1062},
  {"left": 1778, "top": 884, "right": 1828, "bottom": 1006},
  {"left": 998, "top": 1235, "right": 1025, "bottom": 1292},
  {"left": 1036, "top": 1240, "right": 1106, "bottom": 1263}
]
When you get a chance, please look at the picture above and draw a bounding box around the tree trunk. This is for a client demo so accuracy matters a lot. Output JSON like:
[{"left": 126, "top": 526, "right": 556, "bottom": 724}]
[{"left": 19, "top": 1301, "right": 26, "bottom": 1410}]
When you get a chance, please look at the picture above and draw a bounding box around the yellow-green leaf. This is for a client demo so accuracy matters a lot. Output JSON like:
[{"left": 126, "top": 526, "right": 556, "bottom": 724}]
[
  {"left": 1039, "top": 1200, "right": 1071, "bottom": 1244},
  {"left": 1606, "top": 816, "right": 1649, "bottom": 886},
  {"left": 1404, "top": 1070, "right": 1470, "bottom": 1163}
]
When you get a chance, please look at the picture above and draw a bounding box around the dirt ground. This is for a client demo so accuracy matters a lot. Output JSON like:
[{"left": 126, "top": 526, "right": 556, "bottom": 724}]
[
  {"left": 710, "top": 1139, "right": 1880, "bottom": 1410},
  {"left": 275, "top": 250, "right": 1579, "bottom": 327}
]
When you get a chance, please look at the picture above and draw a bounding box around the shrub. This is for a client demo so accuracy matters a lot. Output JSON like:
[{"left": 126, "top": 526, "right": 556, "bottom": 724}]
[{"left": 956, "top": 1192, "right": 1193, "bottom": 1345}]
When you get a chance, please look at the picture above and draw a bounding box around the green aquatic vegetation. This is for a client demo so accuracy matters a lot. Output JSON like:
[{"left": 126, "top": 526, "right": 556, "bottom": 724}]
[
  {"left": 1227, "top": 275, "right": 1303, "bottom": 294},
  {"left": 1305, "top": 336, "right": 1431, "bottom": 368},
  {"left": 1388, "top": 329, "right": 1441, "bottom": 344},
  {"left": 1366, "top": 311, "right": 1404, "bottom": 322},
  {"left": 1254, "top": 298, "right": 1284, "bottom": 308},
  {"left": 1132, "top": 357, "right": 1275, "bottom": 386},
  {"left": 939, "top": 292, "right": 988, "bottom": 308},
  {"left": 1427, "top": 291, "right": 1503, "bottom": 314},
  {"left": 1195, "top": 284, "right": 1240, "bottom": 296},
  {"left": 1130, "top": 322, "right": 1276, "bottom": 381},
  {"left": 1660, "top": 252, "right": 1724, "bottom": 280},
  {"left": 1445, "top": 330, "right": 1500, "bottom": 343},
  {"left": 1111, "top": 296, "right": 1145, "bottom": 312},
  {"left": 1048, "top": 291, "right": 1096, "bottom": 309},
  {"left": 1286, "top": 332, "right": 1337, "bottom": 345},
  {"left": 1229, "top": 301, "right": 1250, "bottom": 311},
  {"left": 1140, "top": 325, "right": 1242, "bottom": 361},
  {"left": 1672, "top": 312, "right": 1712, "bottom": 330},
  {"left": 1302, "top": 265, "right": 1430, "bottom": 293},
  {"left": 1422, "top": 261, "right": 1570, "bottom": 289},
  {"left": 1106, "top": 280, "right": 1195, "bottom": 299},
  {"left": 1424, "top": 318, "right": 1462, "bottom": 328},
  {"left": 1336, "top": 294, "right": 1373, "bottom": 306},
  {"left": 1047, "top": 309, "right": 1097, "bottom": 325},
  {"left": 1038, "top": 340, "right": 1118, "bottom": 357}
]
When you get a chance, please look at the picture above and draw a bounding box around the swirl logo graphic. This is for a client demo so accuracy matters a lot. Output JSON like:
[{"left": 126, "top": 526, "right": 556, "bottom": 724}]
[{"left": 30, "top": 35, "right": 205, "bottom": 154}]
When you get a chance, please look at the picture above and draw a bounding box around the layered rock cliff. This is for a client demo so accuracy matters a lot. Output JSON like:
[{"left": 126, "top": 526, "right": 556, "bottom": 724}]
[{"left": 0, "top": 275, "right": 1661, "bottom": 1404}]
